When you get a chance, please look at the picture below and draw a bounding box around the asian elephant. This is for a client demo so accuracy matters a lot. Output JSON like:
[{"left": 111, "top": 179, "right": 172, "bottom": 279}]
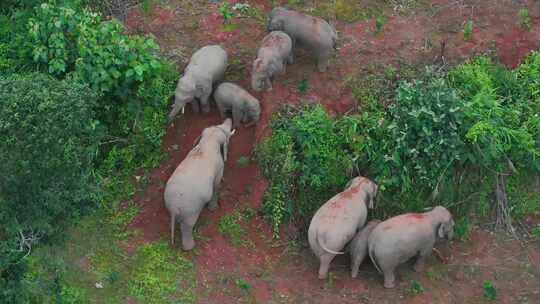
[
  {"left": 308, "top": 176, "right": 378, "bottom": 279},
  {"left": 168, "top": 45, "right": 228, "bottom": 123},
  {"left": 267, "top": 7, "right": 337, "bottom": 72},
  {"left": 368, "top": 206, "right": 455, "bottom": 288},
  {"left": 350, "top": 219, "right": 381, "bottom": 278},
  {"left": 164, "top": 118, "right": 235, "bottom": 250},
  {"left": 251, "top": 31, "right": 293, "bottom": 92},
  {"left": 213, "top": 82, "right": 261, "bottom": 128}
]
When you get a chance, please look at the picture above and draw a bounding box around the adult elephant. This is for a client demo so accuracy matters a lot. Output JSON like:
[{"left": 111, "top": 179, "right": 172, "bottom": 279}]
[{"left": 164, "top": 118, "right": 235, "bottom": 250}]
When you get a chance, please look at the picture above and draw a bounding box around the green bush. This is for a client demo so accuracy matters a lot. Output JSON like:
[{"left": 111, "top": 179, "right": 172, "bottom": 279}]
[
  {"left": 384, "top": 74, "right": 465, "bottom": 192},
  {"left": 27, "top": 0, "right": 164, "bottom": 119},
  {"left": 450, "top": 56, "right": 539, "bottom": 172},
  {"left": 0, "top": 73, "right": 102, "bottom": 302},
  {"left": 256, "top": 105, "right": 353, "bottom": 234}
]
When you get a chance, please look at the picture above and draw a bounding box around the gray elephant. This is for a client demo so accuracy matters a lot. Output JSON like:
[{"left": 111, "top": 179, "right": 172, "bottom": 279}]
[
  {"left": 164, "top": 118, "right": 235, "bottom": 250},
  {"left": 213, "top": 82, "right": 261, "bottom": 128},
  {"left": 308, "top": 176, "right": 378, "bottom": 279},
  {"left": 251, "top": 31, "right": 293, "bottom": 92},
  {"left": 350, "top": 219, "right": 381, "bottom": 278},
  {"left": 267, "top": 7, "right": 337, "bottom": 72},
  {"left": 168, "top": 45, "right": 228, "bottom": 123},
  {"left": 368, "top": 206, "right": 454, "bottom": 288}
]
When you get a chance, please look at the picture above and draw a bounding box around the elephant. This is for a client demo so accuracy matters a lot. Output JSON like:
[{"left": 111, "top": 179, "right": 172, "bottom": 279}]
[
  {"left": 308, "top": 176, "right": 378, "bottom": 279},
  {"left": 213, "top": 82, "right": 261, "bottom": 128},
  {"left": 251, "top": 31, "right": 293, "bottom": 92},
  {"left": 350, "top": 219, "right": 381, "bottom": 278},
  {"left": 368, "top": 206, "right": 455, "bottom": 288},
  {"left": 168, "top": 45, "right": 228, "bottom": 123},
  {"left": 267, "top": 7, "right": 337, "bottom": 72},
  {"left": 164, "top": 118, "right": 235, "bottom": 250}
]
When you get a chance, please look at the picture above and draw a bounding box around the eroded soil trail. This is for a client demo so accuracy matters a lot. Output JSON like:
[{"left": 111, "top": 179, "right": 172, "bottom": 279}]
[{"left": 127, "top": 1, "right": 540, "bottom": 303}]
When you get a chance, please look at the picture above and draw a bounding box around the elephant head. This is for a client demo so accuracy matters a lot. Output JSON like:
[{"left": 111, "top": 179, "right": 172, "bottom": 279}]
[
  {"left": 251, "top": 58, "right": 282, "bottom": 92},
  {"left": 345, "top": 176, "right": 378, "bottom": 209},
  {"left": 432, "top": 206, "right": 455, "bottom": 241},
  {"left": 196, "top": 118, "right": 235, "bottom": 161},
  {"left": 267, "top": 7, "right": 287, "bottom": 31},
  {"left": 167, "top": 75, "right": 208, "bottom": 123}
]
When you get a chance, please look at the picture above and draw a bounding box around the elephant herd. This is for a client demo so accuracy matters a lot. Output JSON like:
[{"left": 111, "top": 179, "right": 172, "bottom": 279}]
[{"left": 164, "top": 6, "right": 455, "bottom": 289}]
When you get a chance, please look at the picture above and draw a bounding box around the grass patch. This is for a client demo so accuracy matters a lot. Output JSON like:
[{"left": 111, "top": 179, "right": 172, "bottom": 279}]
[
  {"left": 218, "top": 210, "right": 247, "bottom": 246},
  {"left": 128, "top": 241, "right": 196, "bottom": 304}
]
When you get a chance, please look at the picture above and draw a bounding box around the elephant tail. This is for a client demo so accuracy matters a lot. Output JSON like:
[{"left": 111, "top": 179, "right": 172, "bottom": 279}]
[
  {"left": 170, "top": 213, "right": 176, "bottom": 245},
  {"left": 317, "top": 233, "right": 344, "bottom": 255},
  {"left": 369, "top": 246, "right": 383, "bottom": 274}
]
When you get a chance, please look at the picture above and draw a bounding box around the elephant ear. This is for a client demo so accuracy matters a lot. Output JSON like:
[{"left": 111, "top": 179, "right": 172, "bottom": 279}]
[{"left": 437, "top": 223, "right": 446, "bottom": 239}]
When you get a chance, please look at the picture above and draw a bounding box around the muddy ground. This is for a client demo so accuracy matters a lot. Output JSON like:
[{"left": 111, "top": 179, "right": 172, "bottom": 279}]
[{"left": 125, "top": 1, "right": 539, "bottom": 303}]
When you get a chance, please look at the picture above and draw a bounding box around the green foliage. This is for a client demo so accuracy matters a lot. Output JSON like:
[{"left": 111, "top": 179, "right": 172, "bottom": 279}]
[
  {"left": 237, "top": 156, "right": 250, "bottom": 166},
  {"left": 408, "top": 280, "right": 424, "bottom": 295},
  {"left": 533, "top": 224, "right": 540, "bottom": 239},
  {"left": 218, "top": 1, "right": 233, "bottom": 23},
  {"left": 218, "top": 211, "right": 246, "bottom": 246},
  {"left": 256, "top": 128, "right": 297, "bottom": 236},
  {"left": 463, "top": 20, "right": 473, "bottom": 41},
  {"left": 482, "top": 281, "right": 497, "bottom": 301},
  {"left": 298, "top": 78, "right": 309, "bottom": 93},
  {"left": 450, "top": 56, "right": 539, "bottom": 172},
  {"left": 235, "top": 278, "right": 251, "bottom": 291},
  {"left": 0, "top": 73, "right": 102, "bottom": 302},
  {"left": 518, "top": 8, "right": 531, "bottom": 30},
  {"left": 256, "top": 105, "right": 353, "bottom": 233},
  {"left": 0, "top": 73, "right": 102, "bottom": 237},
  {"left": 385, "top": 73, "right": 465, "bottom": 192},
  {"left": 374, "top": 14, "right": 387, "bottom": 35},
  {"left": 454, "top": 217, "right": 470, "bottom": 240},
  {"left": 128, "top": 241, "right": 196, "bottom": 304},
  {"left": 28, "top": 1, "right": 163, "bottom": 99}
]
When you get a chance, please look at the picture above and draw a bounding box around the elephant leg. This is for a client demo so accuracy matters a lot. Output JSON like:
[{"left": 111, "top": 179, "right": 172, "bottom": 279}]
[
  {"left": 216, "top": 102, "right": 226, "bottom": 119},
  {"left": 191, "top": 100, "right": 200, "bottom": 113},
  {"left": 317, "top": 51, "right": 331, "bottom": 72},
  {"left": 200, "top": 94, "right": 211, "bottom": 113},
  {"left": 232, "top": 107, "right": 243, "bottom": 129},
  {"left": 265, "top": 78, "right": 273, "bottom": 91},
  {"left": 414, "top": 247, "right": 432, "bottom": 272},
  {"left": 208, "top": 166, "right": 224, "bottom": 211},
  {"left": 383, "top": 269, "right": 396, "bottom": 289},
  {"left": 351, "top": 259, "right": 361, "bottom": 278},
  {"left": 280, "top": 60, "right": 287, "bottom": 75},
  {"left": 318, "top": 253, "right": 336, "bottom": 279},
  {"left": 288, "top": 53, "right": 294, "bottom": 64},
  {"left": 180, "top": 213, "right": 200, "bottom": 251}
]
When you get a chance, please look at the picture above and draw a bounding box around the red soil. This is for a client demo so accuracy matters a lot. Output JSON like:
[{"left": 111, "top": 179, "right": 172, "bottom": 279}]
[{"left": 126, "top": 1, "right": 540, "bottom": 303}]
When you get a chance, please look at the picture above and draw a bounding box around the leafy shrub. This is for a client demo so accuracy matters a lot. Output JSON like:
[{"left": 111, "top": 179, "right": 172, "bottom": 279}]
[
  {"left": 450, "top": 56, "right": 539, "bottom": 172},
  {"left": 28, "top": 1, "right": 163, "bottom": 99},
  {"left": 482, "top": 281, "right": 497, "bottom": 300},
  {"left": 385, "top": 73, "right": 465, "bottom": 192},
  {"left": 0, "top": 73, "right": 101, "bottom": 302},
  {"left": 256, "top": 129, "right": 297, "bottom": 236},
  {"left": 256, "top": 105, "right": 353, "bottom": 234}
]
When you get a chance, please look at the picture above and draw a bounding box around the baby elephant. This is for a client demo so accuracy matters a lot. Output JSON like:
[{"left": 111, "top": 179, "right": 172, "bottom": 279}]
[
  {"left": 308, "top": 176, "right": 378, "bottom": 279},
  {"left": 368, "top": 206, "right": 455, "bottom": 288},
  {"left": 251, "top": 31, "right": 293, "bottom": 92},
  {"left": 267, "top": 7, "right": 337, "bottom": 72},
  {"left": 213, "top": 82, "right": 261, "bottom": 128},
  {"left": 350, "top": 219, "right": 381, "bottom": 278}
]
